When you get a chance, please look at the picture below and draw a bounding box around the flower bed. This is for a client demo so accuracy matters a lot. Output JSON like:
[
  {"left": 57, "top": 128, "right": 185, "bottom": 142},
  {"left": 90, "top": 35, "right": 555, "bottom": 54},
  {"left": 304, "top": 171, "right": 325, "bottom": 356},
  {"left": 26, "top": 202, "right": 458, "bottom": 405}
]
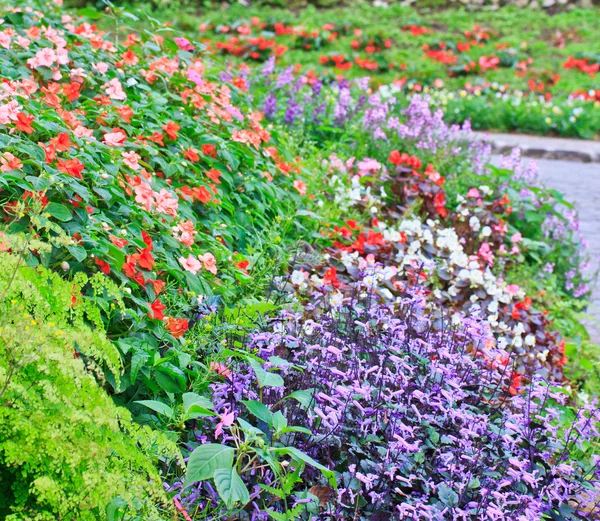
[
  {"left": 160, "top": 2, "right": 600, "bottom": 138},
  {"left": 0, "top": 1, "right": 599, "bottom": 521}
]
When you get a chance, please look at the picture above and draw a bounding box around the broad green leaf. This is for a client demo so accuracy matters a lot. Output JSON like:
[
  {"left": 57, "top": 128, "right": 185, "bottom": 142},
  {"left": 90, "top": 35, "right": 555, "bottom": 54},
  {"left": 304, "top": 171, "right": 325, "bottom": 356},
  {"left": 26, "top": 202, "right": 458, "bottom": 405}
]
[
  {"left": 186, "top": 444, "right": 234, "bottom": 485},
  {"left": 242, "top": 399, "right": 273, "bottom": 425},
  {"left": 284, "top": 389, "right": 316, "bottom": 408},
  {"left": 213, "top": 467, "right": 250, "bottom": 508},
  {"left": 271, "top": 447, "right": 335, "bottom": 487},
  {"left": 45, "top": 202, "right": 72, "bottom": 222},
  {"left": 272, "top": 411, "right": 287, "bottom": 432},
  {"left": 135, "top": 400, "right": 173, "bottom": 417},
  {"left": 248, "top": 357, "right": 284, "bottom": 388},
  {"left": 183, "top": 392, "right": 214, "bottom": 413}
]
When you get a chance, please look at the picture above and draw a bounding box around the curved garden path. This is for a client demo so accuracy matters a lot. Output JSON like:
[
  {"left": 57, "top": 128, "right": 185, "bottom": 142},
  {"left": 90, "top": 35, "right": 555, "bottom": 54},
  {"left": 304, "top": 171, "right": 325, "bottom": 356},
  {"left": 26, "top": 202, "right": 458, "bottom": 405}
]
[{"left": 492, "top": 156, "right": 600, "bottom": 342}]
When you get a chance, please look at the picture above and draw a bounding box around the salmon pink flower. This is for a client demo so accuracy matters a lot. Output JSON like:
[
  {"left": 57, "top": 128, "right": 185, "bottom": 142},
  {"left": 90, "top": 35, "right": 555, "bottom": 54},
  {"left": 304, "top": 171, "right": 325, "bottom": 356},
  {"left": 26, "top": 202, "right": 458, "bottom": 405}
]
[
  {"left": 122, "top": 151, "right": 141, "bottom": 170},
  {"left": 198, "top": 252, "right": 217, "bottom": 274},
  {"left": 0, "top": 152, "right": 22, "bottom": 172},
  {"left": 133, "top": 180, "right": 154, "bottom": 211},
  {"left": 179, "top": 254, "right": 202, "bottom": 274},
  {"left": 103, "top": 129, "right": 127, "bottom": 146},
  {"left": 103, "top": 78, "right": 126, "bottom": 100},
  {"left": 209, "top": 361, "right": 232, "bottom": 378},
  {"left": 293, "top": 179, "right": 307, "bottom": 196},
  {"left": 154, "top": 189, "right": 179, "bottom": 216}
]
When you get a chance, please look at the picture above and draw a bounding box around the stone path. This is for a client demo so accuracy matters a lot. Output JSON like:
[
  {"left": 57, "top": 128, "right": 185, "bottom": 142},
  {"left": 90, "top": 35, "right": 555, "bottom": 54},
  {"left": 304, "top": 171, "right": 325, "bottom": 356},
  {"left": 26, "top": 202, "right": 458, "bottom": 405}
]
[
  {"left": 480, "top": 132, "right": 600, "bottom": 162},
  {"left": 492, "top": 155, "right": 600, "bottom": 341}
]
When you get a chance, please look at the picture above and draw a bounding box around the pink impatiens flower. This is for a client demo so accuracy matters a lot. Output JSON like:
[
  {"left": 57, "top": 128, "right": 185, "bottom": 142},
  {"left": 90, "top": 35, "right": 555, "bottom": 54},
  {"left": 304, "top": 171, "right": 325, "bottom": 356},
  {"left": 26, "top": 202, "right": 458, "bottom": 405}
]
[
  {"left": 103, "top": 129, "right": 127, "bottom": 146},
  {"left": 93, "top": 62, "right": 109, "bottom": 75},
  {"left": 293, "top": 179, "right": 307, "bottom": 196},
  {"left": 174, "top": 220, "right": 196, "bottom": 247},
  {"left": 174, "top": 37, "right": 195, "bottom": 51},
  {"left": 154, "top": 189, "right": 179, "bottom": 217},
  {"left": 27, "top": 47, "right": 56, "bottom": 68},
  {"left": 215, "top": 409, "right": 235, "bottom": 438},
  {"left": 0, "top": 152, "right": 23, "bottom": 172},
  {"left": 179, "top": 254, "right": 202, "bottom": 275},
  {"left": 103, "top": 78, "right": 126, "bottom": 100},
  {"left": 122, "top": 150, "right": 141, "bottom": 170},
  {"left": 133, "top": 180, "right": 154, "bottom": 211},
  {"left": 198, "top": 252, "right": 217, "bottom": 274}
]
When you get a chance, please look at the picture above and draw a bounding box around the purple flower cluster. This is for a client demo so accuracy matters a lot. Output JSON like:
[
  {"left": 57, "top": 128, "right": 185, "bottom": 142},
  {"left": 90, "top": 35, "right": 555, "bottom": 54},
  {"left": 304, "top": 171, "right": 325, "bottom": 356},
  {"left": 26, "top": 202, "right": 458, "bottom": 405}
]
[
  {"left": 168, "top": 280, "right": 600, "bottom": 520},
  {"left": 245, "top": 289, "right": 600, "bottom": 520}
]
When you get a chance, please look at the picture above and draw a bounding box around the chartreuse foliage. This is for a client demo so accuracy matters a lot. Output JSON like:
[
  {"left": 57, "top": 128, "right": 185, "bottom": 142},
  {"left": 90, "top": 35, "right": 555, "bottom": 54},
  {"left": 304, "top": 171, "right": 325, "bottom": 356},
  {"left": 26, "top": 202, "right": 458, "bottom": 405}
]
[{"left": 0, "top": 246, "right": 177, "bottom": 521}]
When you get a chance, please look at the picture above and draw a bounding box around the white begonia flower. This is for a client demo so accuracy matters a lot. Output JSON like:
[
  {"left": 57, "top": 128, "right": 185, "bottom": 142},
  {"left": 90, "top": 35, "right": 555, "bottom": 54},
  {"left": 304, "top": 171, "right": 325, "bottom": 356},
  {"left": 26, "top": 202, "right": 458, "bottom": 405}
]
[
  {"left": 330, "top": 292, "right": 343, "bottom": 308},
  {"left": 512, "top": 336, "right": 523, "bottom": 348},
  {"left": 513, "top": 323, "right": 525, "bottom": 336},
  {"left": 488, "top": 300, "right": 499, "bottom": 313},
  {"left": 481, "top": 226, "right": 492, "bottom": 237},
  {"left": 536, "top": 350, "right": 549, "bottom": 362},
  {"left": 290, "top": 270, "right": 306, "bottom": 285},
  {"left": 384, "top": 229, "right": 401, "bottom": 242},
  {"left": 524, "top": 334, "right": 536, "bottom": 347},
  {"left": 469, "top": 216, "right": 481, "bottom": 231}
]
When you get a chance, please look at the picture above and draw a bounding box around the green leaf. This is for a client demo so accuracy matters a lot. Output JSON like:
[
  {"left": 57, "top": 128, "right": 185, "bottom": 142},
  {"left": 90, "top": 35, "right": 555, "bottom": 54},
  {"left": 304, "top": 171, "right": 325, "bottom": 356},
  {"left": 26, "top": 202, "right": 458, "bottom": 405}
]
[
  {"left": 183, "top": 392, "right": 214, "bottom": 413},
  {"left": 271, "top": 447, "right": 335, "bottom": 487},
  {"left": 106, "top": 496, "right": 128, "bottom": 521},
  {"left": 214, "top": 467, "right": 250, "bottom": 508},
  {"left": 248, "top": 357, "right": 284, "bottom": 388},
  {"left": 135, "top": 400, "right": 173, "bottom": 417},
  {"left": 45, "top": 202, "right": 72, "bottom": 222},
  {"left": 272, "top": 411, "right": 287, "bottom": 432},
  {"left": 78, "top": 7, "right": 103, "bottom": 19},
  {"left": 154, "top": 363, "right": 186, "bottom": 393},
  {"left": 186, "top": 444, "right": 234, "bottom": 485},
  {"left": 284, "top": 389, "right": 315, "bottom": 408},
  {"left": 242, "top": 399, "right": 273, "bottom": 425},
  {"left": 437, "top": 483, "right": 459, "bottom": 506}
]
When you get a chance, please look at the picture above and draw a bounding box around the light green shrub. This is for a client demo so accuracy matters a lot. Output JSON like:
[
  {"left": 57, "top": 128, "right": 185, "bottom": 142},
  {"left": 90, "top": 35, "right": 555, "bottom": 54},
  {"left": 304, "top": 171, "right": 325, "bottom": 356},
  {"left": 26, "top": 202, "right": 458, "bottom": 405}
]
[{"left": 0, "top": 250, "right": 177, "bottom": 521}]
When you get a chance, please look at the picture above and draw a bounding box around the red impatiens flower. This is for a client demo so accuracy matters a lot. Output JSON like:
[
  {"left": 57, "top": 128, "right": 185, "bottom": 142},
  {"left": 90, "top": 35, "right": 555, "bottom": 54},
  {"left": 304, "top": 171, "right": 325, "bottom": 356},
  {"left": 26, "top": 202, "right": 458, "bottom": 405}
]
[
  {"left": 201, "top": 144, "right": 217, "bottom": 157},
  {"left": 109, "top": 235, "right": 129, "bottom": 248},
  {"left": 62, "top": 82, "right": 81, "bottom": 102},
  {"left": 148, "top": 299, "right": 166, "bottom": 320},
  {"left": 183, "top": 148, "right": 200, "bottom": 163},
  {"left": 165, "top": 316, "right": 189, "bottom": 338},
  {"left": 50, "top": 132, "right": 75, "bottom": 152},
  {"left": 193, "top": 186, "right": 212, "bottom": 203},
  {"left": 95, "top": 258, "right": 111, "bottom": 275},
  {"left": 117, "top": 105, "right": 134, "bottom": 123},
  {"left": 15, "top": 112, "right": 35, "bottom": 134},
  {"left": 142, "top": 230, "right": 153, "bottom": 250},
  {"left": 162, "top": 121, "right": 180, "bottom": 140},
  {"left": 235, "top": 259, "right": 250, "bottom": 274},
  {"left": 206, "top": 168, "right": 221, "bottom": 184},
  {"left": 123, "top": 254, "right": 138, "bottom": 277},
  {"left": 150, "top": 279, "right": 166, "bottom": 295},
  {"left": 137, "top": 247, "right": 155, "bottom": 271},
  {"left": 57, "top": 158, "right": 85, "bottom": 179}
]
